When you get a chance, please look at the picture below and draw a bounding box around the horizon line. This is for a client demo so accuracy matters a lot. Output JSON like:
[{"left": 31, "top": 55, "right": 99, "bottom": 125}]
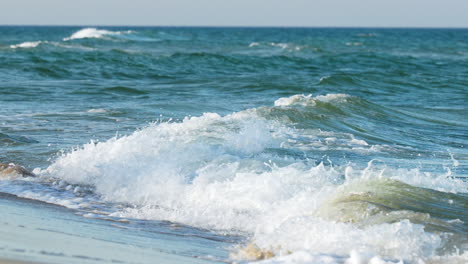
[{"left": 0, "top": 24, "right": 467, "bottom": 29}]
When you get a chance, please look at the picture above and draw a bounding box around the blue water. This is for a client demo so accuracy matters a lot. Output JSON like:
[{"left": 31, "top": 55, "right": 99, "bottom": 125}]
[{"left": 0, "top": 26, "right": 467, "bottom": 264}]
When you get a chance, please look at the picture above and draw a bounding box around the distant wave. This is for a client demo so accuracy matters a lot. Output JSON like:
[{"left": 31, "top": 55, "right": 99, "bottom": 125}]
[
  {"left": 87, "top": 108, "right": 108, "bottom": 113},
  {"left": 248, "top": 42, "right": 304, "bottom": 51},
  {"left": 253, "top": 42, "right": 289, "bottom": 49},
  {"left": 102, "top": 86, "right": 149, "bottom": 95},
  {"left": 0, "top": 132, "right": 38, "bottom": 144},
  {"left": 248, "top": 42, "right": 260, "bottom": 47},
  {"left": 9, "top": 40, "right": 95, "bottom": 50},
  {"left": 356, "top": 33, "right": 377, "bottom": 38},
  {"left": 63, "top": 28, "right": 134, "bottom": 41},
  {"left": 10, "top": 41, "right": 45, "bottom": 49},
  {"left": 345, "top": 42, "right": 363, "bottom": 46}
]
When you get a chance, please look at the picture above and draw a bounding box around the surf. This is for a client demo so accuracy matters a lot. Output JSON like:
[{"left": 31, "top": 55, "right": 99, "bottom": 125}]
[{"left": 12, "top": 94, "right": 461, "bottom": 263}]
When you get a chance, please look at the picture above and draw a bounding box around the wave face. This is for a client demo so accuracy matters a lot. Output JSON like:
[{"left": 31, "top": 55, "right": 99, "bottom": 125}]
[{"left": 1, "top": 27, "right": 467, "bottom": 264}]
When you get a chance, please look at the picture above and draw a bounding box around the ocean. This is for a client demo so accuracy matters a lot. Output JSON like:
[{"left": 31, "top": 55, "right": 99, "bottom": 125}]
[{"left": 0, "top": 26, "right": 467, "bottom": 264}]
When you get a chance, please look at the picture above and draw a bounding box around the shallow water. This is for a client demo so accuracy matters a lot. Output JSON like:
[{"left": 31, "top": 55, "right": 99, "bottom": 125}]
[
  {"left": 0, "top": 192, "right": 233, "bottom": 264},
  {"left": 0, "top": 26, "right": 467, "bottom": 263}
]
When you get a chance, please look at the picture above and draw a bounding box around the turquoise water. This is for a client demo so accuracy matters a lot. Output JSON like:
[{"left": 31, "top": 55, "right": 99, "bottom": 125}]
[{"left": 0, "top": 26, "right": 467, "bottom": 263}]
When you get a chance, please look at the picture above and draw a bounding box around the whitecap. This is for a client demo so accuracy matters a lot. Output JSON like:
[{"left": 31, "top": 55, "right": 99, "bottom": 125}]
[
  {"left": 274, "top": 94, "right": 314, "bottom": 107},
  {"left": 10, "top": 41, "right": 45, "bottom": 49},
  {"left": 346, "top": 42, "right": 363, "bottom": 46},
  {"left": 274, "top": 93, "right": 350, "bottom": 107},
  {"left": 87, "top": 108, "right": 107, "bottom": 113},
  {"left": 315, "top": 93, "right": 350, "bottom": 102},
  {"left": 248, "top": 42, "right": 304, "bottom": 52},
  {"left": 63, "top": 28, "right": 134, "bottom": 41},
  {"left": 270, "top": 42, "right": 289, "bottom": 49}
]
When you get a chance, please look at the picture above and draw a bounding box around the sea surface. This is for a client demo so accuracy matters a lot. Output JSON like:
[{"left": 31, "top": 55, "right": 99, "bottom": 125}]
[{"left": 0, "top": 26, "right": 467, "bottom": 264}]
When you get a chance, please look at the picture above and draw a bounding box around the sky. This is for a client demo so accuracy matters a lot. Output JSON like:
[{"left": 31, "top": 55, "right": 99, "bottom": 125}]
[{"left": 1, "top": 0, "right": 467, "bottom": 28}]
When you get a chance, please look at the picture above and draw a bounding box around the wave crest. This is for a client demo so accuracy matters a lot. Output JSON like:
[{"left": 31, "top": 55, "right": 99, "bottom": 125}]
[
  {"left": 10, "top": 41, "right": 45, "bottom": 49},
  {"left": 274, "top": 93, "right": 351, "bottom": 107},
  {"left": 63, "top": 28, "right": 134, "bottom": 41}
]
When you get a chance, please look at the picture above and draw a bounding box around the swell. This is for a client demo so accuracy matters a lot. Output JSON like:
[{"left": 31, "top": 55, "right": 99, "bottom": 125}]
[
  {"left": 168, "top": 51, "right": 316, "bottom": 69},
  {"left": 5, "top": 48, "right": 463, "bottom": 91},
  {"left": 2, "top": 49, "right": 175, "bottom": 80},
  {"left": 102, "top": 86, "right": 149, "bottom": 95},
  {"left": 317, "top": 178, "right": 468, "bottom": 256},
  {"left": 256, "top": 94, "right": 467, "bottom": 155},
  {"left": 4, "top": 47, "right": 321, "bottom": 78},
  {"left": 321, "top": 178, "right": 468, "bottom": 229},
  {"left": 0, "top": 132, "right": 39, "bottom": 145}
]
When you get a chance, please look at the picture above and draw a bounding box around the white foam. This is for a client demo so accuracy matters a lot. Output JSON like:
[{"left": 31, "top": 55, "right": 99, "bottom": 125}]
[
  {"left": 252, "top": 251, "right": 343, "bottom": 264},
  {"left": 63, "top": 28, "right": 133, "bottom": 41},
  {"left": 87, "top": 108, "right": 107, "bottom": 113},
  {"left": 10, "top": 41, "right": 45, "bottom": 49},
  {"left": 345, "top": 42, "right": 363, "bottom": 46},
  {"left": 270, "top": 42, "right": 289, "bottom": 49},
  {"left": 0, "top": 179, "right": 98, "bottom": 210},
  {"left": 449, "top": 152, "right": 460, "bottom": 167},
  {"left": 9, "top": 40, "right": 95, "bottom": 50},
  {"left": 254, "top": 250, "right": 403, "bottom": 264},
  {"left": 315, "top": 93, "right": 350, "bottom": 102},
  {"left": 248, "top": 42, "right": 304, "bottom": 51},
  {"left": 274, "top": 94, "right": 314, "bottom": 107},
  {"left": 274, "top": 94, "right": 350, "bottom": 107}
]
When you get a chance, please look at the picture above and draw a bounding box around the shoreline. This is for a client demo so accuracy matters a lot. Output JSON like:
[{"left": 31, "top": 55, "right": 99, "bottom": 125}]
[{"left": 0, "top": 259, "right": 43, "bottom": 264}]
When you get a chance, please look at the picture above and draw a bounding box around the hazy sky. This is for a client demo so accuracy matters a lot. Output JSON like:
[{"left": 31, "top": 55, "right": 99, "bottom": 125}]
[{"left": 1, "top": 0, "right": 467, "bottom": 27}]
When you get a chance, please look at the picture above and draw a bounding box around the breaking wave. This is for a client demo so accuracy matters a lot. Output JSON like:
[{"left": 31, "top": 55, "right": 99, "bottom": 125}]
[
  {"left": 25, "top": 94, "right": 467, "bottom": 263},
  {"left": 248, "top": 42, "right": 305, "bottom": 52},
  {"left": 10, "top": 41, "right": 45, "bottom": 49},
  {"left": 63, "top": 28, "right": 134, "bottom": 41},
  {"left": 274, "top": 93, "right": 350, "bottom": 106}
]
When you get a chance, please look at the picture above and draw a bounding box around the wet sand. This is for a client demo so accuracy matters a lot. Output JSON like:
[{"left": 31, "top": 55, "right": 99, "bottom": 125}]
[
  {"left": 0, "top": 259, "right": 43, "bottom": 264},
  {"left": 0, "top": 192, "right": 229, "bottom": 264}
]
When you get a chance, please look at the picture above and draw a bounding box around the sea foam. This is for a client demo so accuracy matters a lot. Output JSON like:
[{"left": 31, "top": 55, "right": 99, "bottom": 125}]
[
  {"left": 274, "top": 93, "right": 350, "bottom": 107},
  {"left": 63, "top": 28, "right": 133, "bottom": 41},
  {"left": 10, "top": 41, "right": 45, "bottom": 49}
]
